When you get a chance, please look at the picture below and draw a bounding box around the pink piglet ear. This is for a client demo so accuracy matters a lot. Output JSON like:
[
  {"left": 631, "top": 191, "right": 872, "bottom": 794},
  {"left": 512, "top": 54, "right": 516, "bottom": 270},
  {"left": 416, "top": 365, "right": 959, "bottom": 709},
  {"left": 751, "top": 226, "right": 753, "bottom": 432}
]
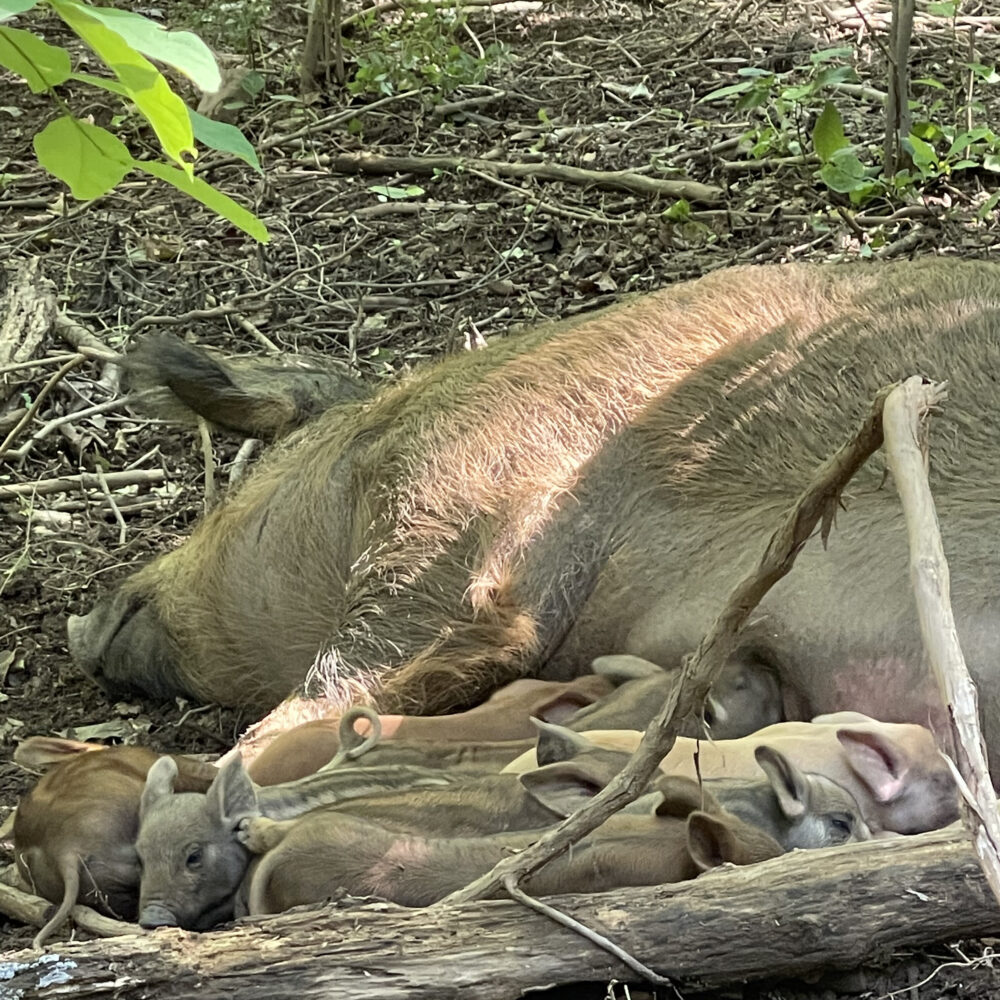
[{"left": 837, "top": 728, "right": 907, "bottom": 804}]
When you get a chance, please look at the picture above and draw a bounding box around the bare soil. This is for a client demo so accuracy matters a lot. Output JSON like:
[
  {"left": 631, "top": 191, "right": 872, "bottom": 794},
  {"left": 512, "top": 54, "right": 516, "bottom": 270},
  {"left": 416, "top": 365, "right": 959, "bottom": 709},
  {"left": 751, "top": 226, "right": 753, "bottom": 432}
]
[{"left": 2, "top": 0, "right": 1000, "bottom": 993}]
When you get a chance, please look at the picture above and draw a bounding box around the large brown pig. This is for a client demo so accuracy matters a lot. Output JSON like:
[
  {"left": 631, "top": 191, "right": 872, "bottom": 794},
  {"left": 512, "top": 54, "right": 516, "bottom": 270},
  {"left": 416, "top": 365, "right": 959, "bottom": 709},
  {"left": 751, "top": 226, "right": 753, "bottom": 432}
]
[{"left": 68, "top": 260, "right": 1000, "bottom": 757}]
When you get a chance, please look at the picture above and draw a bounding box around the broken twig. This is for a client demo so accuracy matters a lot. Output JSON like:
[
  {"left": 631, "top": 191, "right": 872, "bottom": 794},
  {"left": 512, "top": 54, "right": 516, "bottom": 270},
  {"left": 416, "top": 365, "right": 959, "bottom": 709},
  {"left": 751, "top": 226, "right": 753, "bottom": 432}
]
[{"left": 882, "top": 376, "right": 1000, "bottom": 905}]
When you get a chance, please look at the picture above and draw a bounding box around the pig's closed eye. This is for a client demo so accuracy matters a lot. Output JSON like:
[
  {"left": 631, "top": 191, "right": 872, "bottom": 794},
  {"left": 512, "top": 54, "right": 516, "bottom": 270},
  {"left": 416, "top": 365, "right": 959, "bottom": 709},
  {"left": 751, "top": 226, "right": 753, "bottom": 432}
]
[{"left": 830, "top": 815, "right": 853, "bottom": 837}]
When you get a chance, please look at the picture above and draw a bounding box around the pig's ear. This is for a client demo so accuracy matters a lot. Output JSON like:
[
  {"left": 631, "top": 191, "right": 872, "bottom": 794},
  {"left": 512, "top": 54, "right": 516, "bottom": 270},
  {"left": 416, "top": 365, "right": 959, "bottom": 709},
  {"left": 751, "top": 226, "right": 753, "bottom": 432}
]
[
  {"left": 140, "top": 757, "right": 179, "bottom": 820},
  {"left": 590, "top": 654, "right": 665, "bottom": 683},
  {"left": 755, "top": 745, "right": 808, "bottom": 819},
  {"left": 812, "top": 711, "right": 876, "bottom": 726},
  {"left": 14, "top": 736, "right": 104, "bottom": 770},
  {"left": 652, "top": 776, "right": 713, "bottom": 818},
  {"left": 519, "top": 763, "right": 604, "bottom": 816},
  {"left": 686, "top": 811, "right": 739, "bottom": 871},
  {"left": 837, "top": 729, "right": 906, "bottom": 804},
  {"left": 534, "top": 692, "right": 598, "bottom": 726},
  {"left": 206, "top": 757, "right": 259, "bottom": 828},
  {"left": 687, "top": 811, "right": 783, "bottom": 869},
  {"left": 531, "top": 718, "right": 595, "bottom": 766}
]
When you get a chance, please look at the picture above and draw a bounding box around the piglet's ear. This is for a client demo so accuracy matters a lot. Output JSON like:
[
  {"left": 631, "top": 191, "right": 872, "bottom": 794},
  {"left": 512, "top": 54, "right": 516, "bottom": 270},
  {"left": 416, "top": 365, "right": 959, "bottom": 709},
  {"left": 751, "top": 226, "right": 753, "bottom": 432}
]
[
  {"left": 686, "top": 811, "right": 735, "bottom": 871},
  {"left": 755, "top": 745, "right": 808, "bottom": 819},
  {"left": 590, "top": 654, "right": 666, "bottom": 683},
  {"left": 837, "top": 728, "right": 906, "bottom": 804},
  {"left": 206, "top": 756, "right": 259, "bottom": 829},
  {"left": 140, "top": 756, "right": 179, "bottom": 821},
  {"left": 531, "top": 718, "right": 595, "bottom": 766}
]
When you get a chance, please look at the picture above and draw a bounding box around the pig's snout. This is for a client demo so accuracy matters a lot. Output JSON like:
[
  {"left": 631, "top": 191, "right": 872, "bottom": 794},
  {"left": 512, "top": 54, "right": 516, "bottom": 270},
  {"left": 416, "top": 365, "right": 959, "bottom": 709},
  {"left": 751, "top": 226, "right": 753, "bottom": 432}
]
[{"left": 139, "top": 903, "right": 179, "bottom": 928}]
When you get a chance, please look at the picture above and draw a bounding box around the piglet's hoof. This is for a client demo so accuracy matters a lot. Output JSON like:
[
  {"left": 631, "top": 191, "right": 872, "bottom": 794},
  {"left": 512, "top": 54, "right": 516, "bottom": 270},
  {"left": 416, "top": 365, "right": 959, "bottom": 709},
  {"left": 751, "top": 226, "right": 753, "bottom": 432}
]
[
  {"left": 238, "top": 816, "right": 284, "bottom": 853},
  {"left": 236, "top": 817, "right": 266, "bottom": 851}
]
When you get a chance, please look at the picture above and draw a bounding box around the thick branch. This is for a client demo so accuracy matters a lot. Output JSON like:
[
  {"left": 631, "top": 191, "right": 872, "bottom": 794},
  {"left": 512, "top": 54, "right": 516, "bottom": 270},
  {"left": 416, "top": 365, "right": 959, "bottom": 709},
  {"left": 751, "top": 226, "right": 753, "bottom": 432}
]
[
  {"left": 3, "top": 830, "right": 1000, "bottom": 999},
  {"left": 442, "top": 384, "right": 894, "bottom": 905},
  {"left": 320, "top": 152, "right": 724, "bottom": 205},
  {"left": 882, "top": 377, "right": 1000, "bottom": 903},
  {"left": 0, "top": 469, "right": 166, "bottom": 500}
]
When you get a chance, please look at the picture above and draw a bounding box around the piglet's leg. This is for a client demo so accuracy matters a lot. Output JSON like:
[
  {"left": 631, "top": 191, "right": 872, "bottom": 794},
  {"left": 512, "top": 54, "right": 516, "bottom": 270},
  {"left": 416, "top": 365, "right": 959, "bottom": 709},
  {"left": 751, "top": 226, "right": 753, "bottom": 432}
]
[{"left": 238, "top": 817, "right": 295, "bottom": 854}]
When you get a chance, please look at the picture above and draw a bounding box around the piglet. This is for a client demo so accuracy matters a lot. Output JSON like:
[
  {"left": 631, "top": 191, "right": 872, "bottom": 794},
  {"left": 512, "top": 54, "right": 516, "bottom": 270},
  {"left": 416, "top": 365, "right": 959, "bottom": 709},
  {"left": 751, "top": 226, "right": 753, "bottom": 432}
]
[
  {"left": 13, "top": 738, "right": 217, "bottom": 949},
  {"left": 238, "top": 774, "right": 784, "bottom": 915}
]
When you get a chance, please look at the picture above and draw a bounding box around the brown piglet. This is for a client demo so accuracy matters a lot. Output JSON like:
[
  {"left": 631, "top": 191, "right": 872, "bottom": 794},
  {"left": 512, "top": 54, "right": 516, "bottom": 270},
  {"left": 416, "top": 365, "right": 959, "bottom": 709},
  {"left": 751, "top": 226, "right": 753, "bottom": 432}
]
[
  {"left": 239, "top": 774, "right": 784, "bottom": 915},
  {"left": 245, "top": 675, "right": 613, "bottom": 784},
  {"left": 13, "top": 737, "right": 217, "bottom": 949}
]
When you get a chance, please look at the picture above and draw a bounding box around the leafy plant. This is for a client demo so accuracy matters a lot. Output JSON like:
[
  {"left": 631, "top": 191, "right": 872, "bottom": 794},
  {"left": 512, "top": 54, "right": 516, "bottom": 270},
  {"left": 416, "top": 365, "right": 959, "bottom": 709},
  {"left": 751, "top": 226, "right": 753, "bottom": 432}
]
[
  {"left": 702, "top": 39, "right": 1000, "bottom": 209},
  {"left": 169, "top": 0, "right": 270, "bottom": 54},
  {"left": 700, "top": 47, "right": 858, "bottom": 160},
  {"left": 0, "top": 0, "right": 267, "bottom": 241},
  {"left": 346, "top": 3, "right": 508, "bottom": 99}
]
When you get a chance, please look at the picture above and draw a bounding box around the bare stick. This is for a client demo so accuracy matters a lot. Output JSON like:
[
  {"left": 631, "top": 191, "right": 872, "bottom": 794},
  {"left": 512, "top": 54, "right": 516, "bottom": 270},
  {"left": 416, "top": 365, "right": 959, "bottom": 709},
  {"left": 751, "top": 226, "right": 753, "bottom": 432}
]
[
  {"left": 441, "top": 384, "right": 895, "bottom": 905},
  {"left": 0, "top": 356, "right": 85, "bottom": 460},
  {"left": 229, "top": 438, "right": 261, "bottom": 485},
  {"left": 882, "top": 377, "right": 1000, "bottom": 905},
  {"left": 0, "top": 352, "right": 83, "bottom": 376},
  {"left": 0, "top": 469, "right": 166, "bottom": 499},
  {"left": 320, "top": 152, "right": 724, "bottom": 205},
  {"left": 198, "top": 417, "right": 217, "bottom": 508},
  {"left": 502, "top": 876, "right": 672, "bottom": 987},
  {"left": 96, "top": 466, "right": 128, "bottom": 545},
  {"left": 52, "top": 313, "right": 114, "bottom": 356}
]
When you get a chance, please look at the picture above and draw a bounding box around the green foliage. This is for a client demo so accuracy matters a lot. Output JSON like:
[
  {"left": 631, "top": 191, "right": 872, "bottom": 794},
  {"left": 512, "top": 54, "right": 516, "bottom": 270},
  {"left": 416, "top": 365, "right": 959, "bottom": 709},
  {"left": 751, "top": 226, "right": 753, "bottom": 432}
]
[
  {"left": 702, "top": 38, "right": 1000, "bottom": 210},
  {"left": 168, "top": 0, "right": 270, "bottom": 54},
  {"left": 0, "top": 0, "right": 267, "bottom": 241},
  {"left": 700, "top": 48, "right": 857, "bottom": 159},
  {"left": 346, "top": 3, "right": 508, "bottom": 99},
  {"left": 369, "top": 183, "right": 426, "bottom": 200}
]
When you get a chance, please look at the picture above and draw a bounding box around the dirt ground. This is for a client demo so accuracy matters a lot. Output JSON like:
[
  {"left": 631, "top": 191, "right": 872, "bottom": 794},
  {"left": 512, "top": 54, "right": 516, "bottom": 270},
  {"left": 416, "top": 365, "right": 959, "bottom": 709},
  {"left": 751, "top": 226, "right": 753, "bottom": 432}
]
[{"left": 2, "top": 0, "right": 1000, "bottom": 993}]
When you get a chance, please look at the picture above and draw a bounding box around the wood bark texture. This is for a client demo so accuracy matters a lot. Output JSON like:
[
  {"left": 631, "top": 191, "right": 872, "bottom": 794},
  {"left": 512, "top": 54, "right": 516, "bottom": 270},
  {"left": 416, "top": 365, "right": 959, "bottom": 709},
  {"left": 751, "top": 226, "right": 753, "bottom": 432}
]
[{"left": 3, "top": 828, "right": 999, "bottom": 1000}]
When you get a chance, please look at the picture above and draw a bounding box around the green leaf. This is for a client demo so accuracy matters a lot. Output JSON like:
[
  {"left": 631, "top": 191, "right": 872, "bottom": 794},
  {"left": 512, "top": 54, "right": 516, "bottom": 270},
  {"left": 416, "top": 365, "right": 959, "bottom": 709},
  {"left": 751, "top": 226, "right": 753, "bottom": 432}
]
[
  {"left": 813, "top": 101, "right": 848, "bottom": 163},
  {"left": 34, "top": 116, "right": 132, "bottom": 198},
  {"left": 966, "top": 62, "right": 1000, "bottom": 84},
  {"left": 369, "top": 183, "right": 425, "bottom": 200},
  {"left": 978, "top": 191, "right": 1000, "bottom": 218},
  {"left": 818, "top": 148, "right": 868, "bottom": 193},
  {"left": 141, "top": 160, "right": 269, "bottom": 243},
  {"left": 662, "top": 198, "right": 690, "bottom": 222},
  {"left": 907, "top": 133, "right": 939, "bottom": 170},
  {"left": 982, "top": 153, "right": 1000, "bottom": 173},
  {"left": 911, "top": 120, "right": 945, "bottom": 141},
  {"left": 50, "top": 0, "right": 195, "bottom": 168},
  {"left": 188, "top": 109, "right": 261, "bottom": 172},
  {"left": 697, "top": 80, "right": 754, "bottom": 104},
  {"left": 810, "top": 46, "right": 853, "bottom": 65},
  {"left": 926, "top": 0, "right": 958, "bottom": 14},
  {"left": 0, "top": 26, "right": 71, "bottom": 91},
  {"left": 913, "top": 76, "right": 946, "bottom": 90},
  {"left": 70, "top": 70, "right": 128, "bottom": 97},
  {"left": 947, "top": 128, "right": 993, "bottom": 157},
  {"left": 813, "top": 65, "right": 857, "bottom": 88},
  {"left": 0, "top": 0, "right": 39, "bottom": 20},
  {"left": 58, "top": 2, "right": 220, "bottom": 91}
]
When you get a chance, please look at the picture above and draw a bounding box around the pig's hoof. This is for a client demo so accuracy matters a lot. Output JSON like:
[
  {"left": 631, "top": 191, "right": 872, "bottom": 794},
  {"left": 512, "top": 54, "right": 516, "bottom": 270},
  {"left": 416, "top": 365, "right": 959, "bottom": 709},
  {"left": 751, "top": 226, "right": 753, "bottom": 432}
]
[{"left": 237, "top": 817, "right": 265, "bottom": 850}]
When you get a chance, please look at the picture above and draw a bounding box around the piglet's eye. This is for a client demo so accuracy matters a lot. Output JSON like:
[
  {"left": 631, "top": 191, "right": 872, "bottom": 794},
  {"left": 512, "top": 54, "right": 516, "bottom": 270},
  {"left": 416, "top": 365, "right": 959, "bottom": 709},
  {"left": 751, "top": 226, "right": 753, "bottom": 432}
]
[
  {"left": 186, "top": 846, "right": 204, "bottom": 870},
  {"left": 830, "top": 815, "right": 852, "bottom": 837}
]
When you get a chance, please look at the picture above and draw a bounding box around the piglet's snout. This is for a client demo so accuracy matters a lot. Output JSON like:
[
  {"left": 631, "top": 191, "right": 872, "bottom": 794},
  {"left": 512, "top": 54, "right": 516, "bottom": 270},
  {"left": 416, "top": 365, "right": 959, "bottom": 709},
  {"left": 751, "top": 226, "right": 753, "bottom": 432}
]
[{"left": 138, "top": 903, "right": 178, "bottom": 928}]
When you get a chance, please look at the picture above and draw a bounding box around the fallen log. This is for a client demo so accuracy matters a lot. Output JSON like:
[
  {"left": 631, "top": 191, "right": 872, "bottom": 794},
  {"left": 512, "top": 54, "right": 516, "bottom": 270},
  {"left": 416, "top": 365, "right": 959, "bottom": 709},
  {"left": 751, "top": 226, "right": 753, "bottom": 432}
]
[{"left": 3, "top": 827, "right": 999, "bottom": 1000}]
